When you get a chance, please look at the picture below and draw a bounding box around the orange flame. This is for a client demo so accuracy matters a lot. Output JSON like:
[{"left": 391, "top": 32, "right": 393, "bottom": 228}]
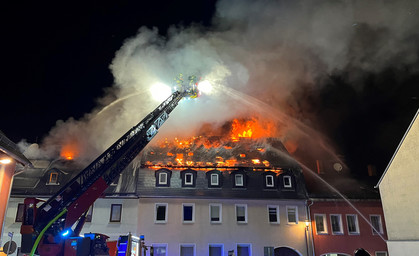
[
  {"left": 60, "top": 142, "right": 79, "bottom": 160},
  {"left": 231, "top": 118, "right": 275, "bottom": 142}
]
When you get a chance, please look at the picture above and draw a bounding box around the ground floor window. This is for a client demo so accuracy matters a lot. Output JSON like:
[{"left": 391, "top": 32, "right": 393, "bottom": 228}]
[
  {"left": 152, "top": 244, "right": 167, "bottom": 256},
  {"left": 237, "top": 244, "right": 251, "bottom": 256},
  {"left": 180, "top": 244, "right": 195, "bottom": 256},
  {"left": 209, "top": 244, "right": 223, "bottom": 256},
  {"left": 264, "top": 246, "right": 274, "bottom": 256}
]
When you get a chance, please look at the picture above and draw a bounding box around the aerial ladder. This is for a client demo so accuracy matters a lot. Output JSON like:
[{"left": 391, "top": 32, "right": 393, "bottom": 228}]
[{"left": 20, "top": 75, "right": 200, "bottom": 256}]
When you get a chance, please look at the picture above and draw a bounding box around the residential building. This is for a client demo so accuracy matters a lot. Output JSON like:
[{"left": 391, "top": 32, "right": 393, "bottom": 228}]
[
  {"left": 376, "top": 109, "right": 419, "bottom": 255},
  {"left": 0, "top": 130, "right": 31, "bottom": 246},
  {"left": 2, "top": 137, "right": 314, "bottom": 256}
]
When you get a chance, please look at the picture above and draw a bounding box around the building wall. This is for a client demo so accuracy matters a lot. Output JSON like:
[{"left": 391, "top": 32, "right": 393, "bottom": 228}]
[
  {"left": 138, "top": 198, "right": 309, "bottom": 256},
  {"left": 378, "top": 111, "right": 419, "bottom": 254},
  {"left": 310, "top": 200, "right": 388, "bottom": 256},
  {"left": 0, "top": 161, "right": 16, "bottom": 245}
]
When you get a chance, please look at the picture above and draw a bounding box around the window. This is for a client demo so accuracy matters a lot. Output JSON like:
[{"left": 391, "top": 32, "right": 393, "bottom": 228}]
[
  {"left": 185, "top": 173, "right": 193, "bottom": 185},
  {"left": 180, "top": 244, "right": 195, "bottom": 256},
  {"left": 209, "top": 244, "right": 223, "bottom": 256},
  {"left": 183, "top": 203, "right": 195, "bottom": 223},
  {"left": 211, "top": 173, "right": 219, "bottom": 186},
  {"left": 210, "top": 204, "right": 222, "bottom": 223},
  {"left": 236, "top": 204, "right": 248, "bottom": 223},
  {"left": 47, "top": 171, "right": 59, "bottom": 185},
  {"left": 375, "top": 252, "right": 387, "bottom": 256},
  {"left": 286, "top": 206, "right": 298, "bottom": 224},
  {"left": 264, "top": 247, "right": 274, "bottom": 256},
  {"left": 235, "top": 174, "right": 244, "bottom": 186},
  {"left": 15, "top": 203, "right": 25, "bottom": 222},
  {"left": 267, "top": 205, "right": 279, "bottom": 224},
  {"left": 155, "top": 203, "right": 168, "bottom": 223},
  {"left": 346, "top": 214, "right": 359, "bottom": 234},
  {"left": 153, "top": 244, "right": 168, "bottom": 256},
  {"left": 159, "top": 172, "right": 168, "bottom": 185},
  {"left": 265, "top": 175, "right": 274, "bottom": 188},
  {"left": 156, "top": 169, "right": 172, "bottom": 187},
  {"left": 370, "top": 215, "right": 383, "bottom": 234},
  {"left": 109, "top": 204, "right": 122, "bottom": 222},
  {"left": 86, "top": 205, "right": 94, "bottom": 222},
  {"left": 283, "top": 175, "right": 292, "bottom": 188},
  {"left": 330, "top": 214, "right": 343, "bottom": 234},
  {"left": 314, "top": 214, "right": 328, "bottom": 234},
  {"left": 237, "top": 244, "right": 251, "bottom": 256}
]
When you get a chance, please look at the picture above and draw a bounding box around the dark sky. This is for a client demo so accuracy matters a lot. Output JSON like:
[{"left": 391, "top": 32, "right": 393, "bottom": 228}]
[{"left": 1, "top": 1, "right": 418, "bottom": 179}]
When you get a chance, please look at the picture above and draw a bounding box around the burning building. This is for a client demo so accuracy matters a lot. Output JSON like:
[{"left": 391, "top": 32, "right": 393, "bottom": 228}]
[{"left": 3, "top": 118, "right": 313, "bottom": 256}]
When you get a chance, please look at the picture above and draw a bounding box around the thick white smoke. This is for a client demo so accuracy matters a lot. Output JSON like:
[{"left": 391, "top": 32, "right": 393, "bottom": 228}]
[{"left": 22, "top": 0, "right": 419, "bottom": 164}]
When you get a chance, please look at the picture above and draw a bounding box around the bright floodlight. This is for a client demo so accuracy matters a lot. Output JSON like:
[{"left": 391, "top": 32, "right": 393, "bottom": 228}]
[
  {"left": 0, "top": 158, "right": 12, "bottom": 164},
  {"left": 197, "top": 80, "right": 213, "bottom": 94},
  {"left": 150, "top": 83, "right": 172, "bottom": 101}
]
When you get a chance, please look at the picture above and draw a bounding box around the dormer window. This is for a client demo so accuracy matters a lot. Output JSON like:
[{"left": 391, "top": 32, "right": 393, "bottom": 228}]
[
  {"left": 211, "top": 173, "right": 219, "bottom": 186},
  {"left": 155, "top": 169, "right": 172, "bottom": 187},
  {"left": 206, "top": 170, "right": 222, "bottom": 188},
  {"left": 181, "top": 169, "right": 197, "bottom": 187},
  {"left": 185, "top": 173, "right": 193, "bottom": 185},
  {"left": 159, "top": 173, "right": 167, "bottom": 185},
  {"left": 47, "top": 171, "right": 59, "bottom": 185},
  {"left": 266, "top": 175, "right": 274, "bottom": 187},
  {"left": 235, "top": 174, "right": 244, "bottom": 186},
  {"left": 262, "top": 171, "right": 276, "bottom": 189},
  {"left": 283, "top": 175, "right": 292, "bottom": 188}
]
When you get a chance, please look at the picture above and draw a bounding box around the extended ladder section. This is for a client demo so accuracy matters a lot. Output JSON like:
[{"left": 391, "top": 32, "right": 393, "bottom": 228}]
[{"left": 34, "top": 90, "right": 186, "bottom": 235}]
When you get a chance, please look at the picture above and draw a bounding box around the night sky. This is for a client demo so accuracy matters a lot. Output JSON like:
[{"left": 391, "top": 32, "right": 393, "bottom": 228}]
[{"left": 2, "top": 1, "right": 418, "bottom": 180}]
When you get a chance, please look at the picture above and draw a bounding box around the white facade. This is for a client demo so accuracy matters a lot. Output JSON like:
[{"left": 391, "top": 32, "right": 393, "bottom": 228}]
[
  {"left": 138, "top": 198, "right": 308, "bottom": 256},
  {"left": 2, "top": 197, "right": 309, "bottom": 256},
  {"left": 377, "top": 110, "right": 419, "bottom": 255}
]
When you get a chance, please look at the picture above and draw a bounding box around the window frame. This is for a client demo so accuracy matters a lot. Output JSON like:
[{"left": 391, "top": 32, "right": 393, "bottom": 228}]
[
  {"left": 346, "top": 214, "right": 360, "bottom": 235},
  {"left": 370, "top": 214, "right": 383, "bottom": 235},
  {"left": 155, "top": 203, "right": 168, "bottom": 224},
  {"left": 267, "top": 205, "right": 280, "bottom": 224},
  {"left": 314, "top": 214, "right": 328, "bottom": 234},
  {"left": 264, "top": 246, "right": 274, "bottom": 256},
  {"left": 208, "top": 244, "right": 224, "bottom": 256},
  {"left": 184, "top": 173, "right": 193, "bottom": 185},
  {"left": 152, "top": 243, "right": 168, "bottom": 256},
  {"left": 265, "top": 175, "right": 274, "bottom": 188},
  {"left": 330, "top": 214, "right": 344, "bottom": 235},
  {"left": 210, "top": 173, "right": 219, "bottom": 186},
  {"left": 15, "top": 203, "right": 25, "bottom": 222},
  {"left": 236, "top": 243, "right": 252, "bottom": 256},
  {"left": 159, "top": 172, "right": 168, "bottom": 185},
  {"left": 235, "top": 174, "right": 244, "bottom": 187},
  {"left": 182, "top": 203, "right": 195, "bottom": 223},
  {"left": 286, "top": 205, "right": 298, "bottom": 224},
  {"left": 179, "top": 243, "right": 196, "bottom": 256},
  {"left": 209, "top": 203, "right": 222, "bottom": 224},
  {"left": 47, "top": 171, "right": 59, "bottom": 185},
  {"left": 109, "top": 204, "right": 122, "bottom": 223},
  {"left": 235, "top": 204, "right": 248, "bottom": 224},
  {"left": 283, "top": 175, "right": 292, "bottom": 188}
]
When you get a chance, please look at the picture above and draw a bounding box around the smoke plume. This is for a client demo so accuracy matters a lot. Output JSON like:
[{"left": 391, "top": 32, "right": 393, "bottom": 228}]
[{"left": 22, "top": 0, "right": 419, "bottom": 167}]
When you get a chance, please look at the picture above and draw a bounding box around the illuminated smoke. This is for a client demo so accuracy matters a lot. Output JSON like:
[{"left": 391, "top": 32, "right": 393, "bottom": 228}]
[{"left": 21, "top": 0, "right": 419, "bottom": 166}]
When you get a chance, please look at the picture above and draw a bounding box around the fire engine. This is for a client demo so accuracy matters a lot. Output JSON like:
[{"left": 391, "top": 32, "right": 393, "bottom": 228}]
[{"left": 20, "top": 75, "right": 200, "bottom": 256}]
